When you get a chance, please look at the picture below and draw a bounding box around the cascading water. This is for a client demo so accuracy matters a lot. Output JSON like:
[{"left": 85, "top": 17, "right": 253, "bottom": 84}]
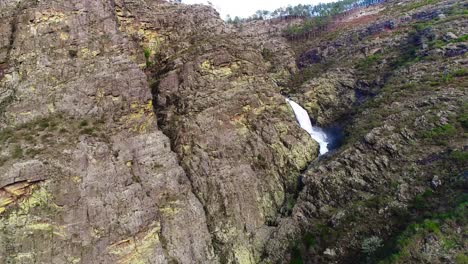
[{"left": 286, "top": 98, "right": 330, "bottom": 156}]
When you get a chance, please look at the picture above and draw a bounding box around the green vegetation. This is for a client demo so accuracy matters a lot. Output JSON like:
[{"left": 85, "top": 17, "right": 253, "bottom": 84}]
[
  {"left": 290, "top": 246, "right": 304, "bottom": 264},
  {"left": 283, "top": 61, "right": 332, "bottom": 91},
  {"left": 452, "top": 34, "right": 468, "bottom": 43},
  {"left": 261, "top": 48, "right": 274, "bottom": 62},
  {"left": 450, "top": 150, "right": 468, "bottom": 164},
  {"left": 423, "top": 124, "right": 457, "bottom": 140},
  {"left": 455, "top": 254, "right": 468, "bottom": 264},
  {"left": 362, "top": 236, "right": 383, "bottom": 256},
  {"left": 400, "top": 0, "right": 438, "bottom": 12},
  {"left": 0, "top": 116, "right": 106, "bottom": 166},
  {"left": 79, "top": 120, "right": 89, "bottom": 127},
  {"left": 356, "top": 54, "right": 382, "bottom": 71},
  {"left": 227, "top": 0, "right": 386, "bottom": 39},
  {"left": 11, "top": 144, "right": 23, "bottom": 159},
  {"left": 377, "top": 198, "right": 467, "bottom": 263},
  {"left": 143, "top": 47, "right": 153, "bottom": 67}
]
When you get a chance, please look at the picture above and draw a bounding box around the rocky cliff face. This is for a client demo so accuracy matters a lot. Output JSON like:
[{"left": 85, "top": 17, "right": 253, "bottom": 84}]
[
  {"left": 0, "top": 0, "right": 466, "bottom": 263},
  {"left": 0, "top": 0, "right": 316, "bottom": 263}
]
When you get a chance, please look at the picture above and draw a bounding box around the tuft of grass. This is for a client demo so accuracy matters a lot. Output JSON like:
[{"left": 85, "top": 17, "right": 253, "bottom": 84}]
[
  {"left": 143, "top": 48, "right": 153, "bottom": 67},
  {"left": 0, "top": 129, "right": 14, "bottom": 144},
  {"left": 79, "top": 120, "right": 89, "bottom": 127},
  {"left": 143, "top": 48, "right": 151, "bottom": 59},
  {"left": 452, "top": 68, "right": 467, "bottom": 77},
  {"left": 11, "top": 144, "right": 23, "bottom": 159},
  {"left": 451, "top": 34, "right": 468, "bottom": 43},
  {"left": 80, "top": 128, "right": 95, "bottom": 135}
]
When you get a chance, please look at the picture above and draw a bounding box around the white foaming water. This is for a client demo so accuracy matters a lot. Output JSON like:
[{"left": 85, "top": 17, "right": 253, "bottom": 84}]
[{"left": 286, "top": 98, "right": 330, "bottom": 156}]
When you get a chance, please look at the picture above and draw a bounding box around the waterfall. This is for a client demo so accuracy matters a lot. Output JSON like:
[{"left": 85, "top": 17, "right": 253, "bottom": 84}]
[{"left": 286, "top": 98, "right": 330, "bottom": 156}]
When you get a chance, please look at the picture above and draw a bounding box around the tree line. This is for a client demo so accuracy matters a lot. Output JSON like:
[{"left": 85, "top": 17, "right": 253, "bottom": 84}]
[{"left": 226, "top": 0, "right": 387, "bottom": 39}]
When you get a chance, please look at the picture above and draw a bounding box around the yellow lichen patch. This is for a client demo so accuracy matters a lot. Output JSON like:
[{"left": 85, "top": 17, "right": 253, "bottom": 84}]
[
  {"left": 14, "top": 253, "right": 35, "bottom": 261},
  {"left": 199, "top": 60, "right": 238, "bottom": 78},
  {"left": 273, "top": 122, "right": 289, "bottom": 135},
  {"left": 47, "top": 103, "right": 56, "bottom": 113},
  {"left": 108, "top": 222, "right": 162, "bottom": 264},
  {"left": 233, "top": 245, "right": 255, "bottom": 264},
  {"left": 201, "top": 60, "right": 212, "bottom": 71},
  {"left": 36, "top": 10, "right": 66, "bottom": 23},
  {"left": 29, "top": 10, "right": 67, "bottom": 35},
  {"left": 1, "top": 185, "right": 65, "bottom": 244},
  {"left": 26, "top": 222, "right": 66, "bottom": 238},
  {"left": 120, "top": 101, "right": 155, "bottom": 133},
  {"left": 71, "top": 176, "right": 82, "bottom": 184},
  {"left": 140, "top": 30, "right": 163, "bottom": 54},
  {"left": 159, "top": 200, "right": 182, "bottom": 216},
  {"left": 59, "top": 32, "right": 69, "bottom": 41},
  {"left": 114, "top": 8, "right": 164, "bottom": 61},
  {"left": 181, "top": 145, "right": 192, "bottom": 155},
  {"left": 95, "top": 88, "right": 105, "bottom": 104},
  {"left": 231, "top": 114, "right": 249, "bottom": 136},
  {"left": 12, "top": 185, "right": 61, "bottom": 217}
]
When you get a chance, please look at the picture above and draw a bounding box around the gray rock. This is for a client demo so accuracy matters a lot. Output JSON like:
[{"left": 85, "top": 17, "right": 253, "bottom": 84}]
[
  {"left": 443, "top": 32, "right": 458, "bottom": 41},
  {"left": 431, "top": 176, "right": 442, "bottom": 189}
]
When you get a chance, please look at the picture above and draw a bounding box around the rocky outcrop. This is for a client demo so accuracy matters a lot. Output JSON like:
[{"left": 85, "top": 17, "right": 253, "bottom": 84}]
[
  {"left": 0, "top": 0, "right": 319, "bottom": 263},
  {"left": 114, "top": 1, "right": 318, "bottom": 261},
  {"left": 0, "top": 0, "right": 215, "bottom": 262}
]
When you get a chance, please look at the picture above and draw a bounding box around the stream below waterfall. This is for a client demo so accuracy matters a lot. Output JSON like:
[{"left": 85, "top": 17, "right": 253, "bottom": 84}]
[{"left": 286, "top": 98, "right": 342, "bottom": 156}]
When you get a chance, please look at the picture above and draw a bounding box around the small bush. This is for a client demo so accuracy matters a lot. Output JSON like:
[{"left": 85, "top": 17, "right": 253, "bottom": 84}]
[
  {"left": 357, "top": 54, "right": 382, "bottom": 70},
  {"left": 423, "top": 124, "right": 457, "bottom": 139},
  {"left": 457, "top": 113, "right": 468, "bottom": 129},
  {"left": 450, "top": 150, "right": 468, "bottom": 163},
  {"left": 362, "top": 236, "right": 383, "bottom": 255},
  {"left": 290, "top": 246, "right": 304, "bottom": 264},
  {"left": 304, "top": 233, "right": 317, "bottom": 248},
  {"left": 79, "top": 120, "right": 89, "bottom": 127},
  {"left": 261, "top": 48, "right": 274, "bottom": 62},
  {"left": 143, "top": 48, "right": 151, "bottom": 59},
  {"left": 421, "top": 219, "right": 440, "bottom": 233},
  {"left": 452, "top": 68, "right": 468, "bottom": 77}
]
